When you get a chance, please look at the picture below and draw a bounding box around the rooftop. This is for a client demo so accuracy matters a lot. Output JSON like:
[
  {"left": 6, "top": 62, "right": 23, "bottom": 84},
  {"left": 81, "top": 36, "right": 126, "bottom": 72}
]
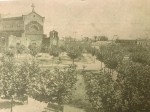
[{"left": 2, "top": 16, "right": 23, "bottom": 21}]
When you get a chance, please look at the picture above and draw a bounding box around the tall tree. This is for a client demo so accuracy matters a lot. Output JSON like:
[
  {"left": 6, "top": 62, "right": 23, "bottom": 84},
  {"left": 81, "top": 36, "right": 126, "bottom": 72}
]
[
  {"left": 84, "top": 71, "right": 121, "bottom": 112},
  {"left": 66, "top": 43, "right": 83, "bottom": 64},
  {"left": 16, "top": 44, "right": 26, "bottom": 58},
  {"left": 32, "top": 65, "right": 77, "bottom": 112},
  {"left": 117, "top": 62, "right": 150, "bottom": 111},
  {"left": 96, "top": 51, "right": 104, "bottom": 69},
  {"left": 0, "top": 56, "right": 29, "bottom": 98}
]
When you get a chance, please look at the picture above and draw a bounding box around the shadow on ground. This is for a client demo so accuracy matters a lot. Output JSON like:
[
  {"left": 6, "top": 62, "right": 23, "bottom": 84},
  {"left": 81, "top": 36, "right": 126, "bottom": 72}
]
[
  {"left": 0, "top": 101, "right": 12, "bottom": 109},
  {"left": 0, "top": 100, "right": 23, "bottom": 109}
]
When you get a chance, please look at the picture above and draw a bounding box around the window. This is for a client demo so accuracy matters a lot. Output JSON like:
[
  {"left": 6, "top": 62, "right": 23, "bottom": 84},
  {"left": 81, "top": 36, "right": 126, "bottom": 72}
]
[{"left": 30, "top": 25, "right": 39, "bottom": 32}]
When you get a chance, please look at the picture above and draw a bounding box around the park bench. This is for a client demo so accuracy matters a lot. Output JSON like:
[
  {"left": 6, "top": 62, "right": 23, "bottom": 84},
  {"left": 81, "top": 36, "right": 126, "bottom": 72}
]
[{"left": 44, "top": 102, "right": 63, "bottom": 112}]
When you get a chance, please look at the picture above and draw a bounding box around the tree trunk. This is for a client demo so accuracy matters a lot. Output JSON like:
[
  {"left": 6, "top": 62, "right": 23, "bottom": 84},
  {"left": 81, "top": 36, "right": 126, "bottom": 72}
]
[
  {"left": 58, "top": 92, "right": 63, "bottom": 112},
  {"left": 93, "top": 56, "right": 95, "bottom": 63},
  {"left": 52, "top": 57, "right": 54, "bottom": 66},
  {"left": 73, "top": 59, "right": 74, "bottom": 64},
  {"left": 10, "top": 97, "right": 13, "bottom": 112}
]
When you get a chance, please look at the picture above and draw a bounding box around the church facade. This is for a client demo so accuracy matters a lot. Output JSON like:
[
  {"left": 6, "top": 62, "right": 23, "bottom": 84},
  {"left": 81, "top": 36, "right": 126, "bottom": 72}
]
[{"left": 0, "top": 4, "right": 45, "bottom": 47}]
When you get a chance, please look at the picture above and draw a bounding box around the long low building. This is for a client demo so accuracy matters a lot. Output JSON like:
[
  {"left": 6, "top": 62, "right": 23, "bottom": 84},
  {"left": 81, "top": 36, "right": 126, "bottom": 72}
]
[
  {"left": 136, "top": 39, "right": 150, "bottom": 46},
  {"left": 115, "top": 39, "right": 137, "bottom": 45}
]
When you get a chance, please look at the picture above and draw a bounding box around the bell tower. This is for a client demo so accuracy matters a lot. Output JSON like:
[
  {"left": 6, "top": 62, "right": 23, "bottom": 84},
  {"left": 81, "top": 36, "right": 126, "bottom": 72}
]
[{"left": 49, "top": 30, "right": 59, "bottom": 47}]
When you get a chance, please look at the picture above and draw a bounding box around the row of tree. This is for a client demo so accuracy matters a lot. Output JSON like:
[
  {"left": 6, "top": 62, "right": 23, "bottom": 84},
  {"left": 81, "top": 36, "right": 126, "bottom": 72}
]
[
  {"left": 83, "top": 61, "right": 150, "bottom": 112},
  {"left": 85, "top": 43, "right": 150, "bottom": 73},
  {"left": 6, "top": 42, "right": 85, "bottom": 65},
  {"left": 83, "top": 43, "right": 150, "bottom": 111},
  {"left": 0, "top": 54, "right": 78, "bottom": 111}
]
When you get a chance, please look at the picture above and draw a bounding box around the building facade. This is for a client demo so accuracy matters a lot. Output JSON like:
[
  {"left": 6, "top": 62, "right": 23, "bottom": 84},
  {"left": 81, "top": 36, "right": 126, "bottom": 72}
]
[
  {"left": 137, "top": 39, "right": 150, "bottom": 46},
  {"left": 115, "top": 39, "right": 137, "bottom": 45},
  {"left": 0, "top": 4, "right": 45, "bottom": 47}
]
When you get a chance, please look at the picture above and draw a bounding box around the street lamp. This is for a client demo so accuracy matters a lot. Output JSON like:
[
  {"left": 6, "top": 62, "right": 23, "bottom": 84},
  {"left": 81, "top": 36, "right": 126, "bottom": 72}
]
[{"left": 10, "top": 95, "right": 14, "bottom": 112}]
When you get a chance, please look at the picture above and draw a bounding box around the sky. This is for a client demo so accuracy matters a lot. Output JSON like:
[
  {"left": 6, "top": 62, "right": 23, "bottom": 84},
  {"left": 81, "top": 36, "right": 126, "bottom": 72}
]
[{"left": 0, "top": 0, "right": 150, "bottom": 39}]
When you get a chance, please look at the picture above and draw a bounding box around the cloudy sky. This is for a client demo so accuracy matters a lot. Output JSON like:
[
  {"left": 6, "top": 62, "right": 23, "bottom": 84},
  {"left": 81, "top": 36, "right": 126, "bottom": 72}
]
[{"left": 0, "top": 0, "right": 150, "bottom": 39}]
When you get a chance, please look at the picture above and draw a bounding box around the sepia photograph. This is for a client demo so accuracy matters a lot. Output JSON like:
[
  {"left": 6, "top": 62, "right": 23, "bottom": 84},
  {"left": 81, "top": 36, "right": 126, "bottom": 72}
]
[{"left": 0, "top": 0, "right": 150, "bottom": 112}]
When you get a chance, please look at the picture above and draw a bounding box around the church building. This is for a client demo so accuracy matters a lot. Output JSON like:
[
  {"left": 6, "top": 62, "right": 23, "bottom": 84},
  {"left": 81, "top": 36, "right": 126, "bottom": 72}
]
[{"left": 0, "top": 4, "right": 45, "bottom": 47}]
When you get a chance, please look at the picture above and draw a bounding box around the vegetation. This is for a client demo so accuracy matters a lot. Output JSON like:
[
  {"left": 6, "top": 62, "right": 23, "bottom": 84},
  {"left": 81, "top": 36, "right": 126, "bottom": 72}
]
[
  {"left": 28, "top": 44, "right": 40, "bottom": 57},
  {"left": 0, "top": 53, "right": 77, "bottom": 112},
  {"left": 94, "top": 36, "right": 108, "bottom": 42},
  {"left": 0, "top": 39, "right": 150, "bottom": 112},
  {"left": 117, "top": 62, "right": 150, "bottom": 112},
  {"left": 16, "top": 44, "right": 26, "bottom": 54},
  {"left": 83, "top": 43, "right": 150, "bottom": 112},
  {"left": 66, "top": 43, "right": 83, "bottom": 64},
  {"left": 0, "top": 56, "right": 28, "bottom": 98},
  {"left": 84, "top": 71, "right": 120, "bottom": 112},
  {"left": 49, "top": 45, "right": 60, "bottom": 57},
  {"left": 32, "top": 65, "right": 77, "bottom": 104},
  {"left": 83, "top": 61, "right": 150, "bottom": 112}
]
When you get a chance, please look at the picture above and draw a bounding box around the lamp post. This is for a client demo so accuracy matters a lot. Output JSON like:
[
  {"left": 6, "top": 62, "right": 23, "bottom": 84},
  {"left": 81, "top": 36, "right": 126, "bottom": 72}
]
[
  {"left": 10, "top": 95, "right": 14, "bottom": 112},
  {"left": 10, "top": 97, "right": 13, "bottom": 112}
]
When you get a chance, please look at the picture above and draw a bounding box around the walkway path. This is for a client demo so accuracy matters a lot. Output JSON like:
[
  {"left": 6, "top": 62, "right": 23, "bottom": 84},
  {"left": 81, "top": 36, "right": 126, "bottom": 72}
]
[
  {"left": 72, "top": 74, "right": 87, "bottom": 102},
  {"left": 0, "top": 97, "right": 85, "bottom": 112}
]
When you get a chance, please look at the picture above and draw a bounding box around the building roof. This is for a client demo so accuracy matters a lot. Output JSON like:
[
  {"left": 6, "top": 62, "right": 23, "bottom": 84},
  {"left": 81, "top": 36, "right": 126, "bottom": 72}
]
[
  {"left": 2, "top": 16, "right": 23, "bottom": 21},
  {"left": 23, "top": 11, "right": 45, "bottom": 18},
  {"left": 50, "top": 30, "right": 58, "bottom": 33},
  {"left": 1, "top": 10, "right": 44, "bottom": 21}
]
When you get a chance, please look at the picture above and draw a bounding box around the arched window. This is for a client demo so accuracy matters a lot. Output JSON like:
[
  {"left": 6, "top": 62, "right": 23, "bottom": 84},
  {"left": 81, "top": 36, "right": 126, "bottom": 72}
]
[{"left": 30, "top": 25, "right": 39, "bottom": 32}]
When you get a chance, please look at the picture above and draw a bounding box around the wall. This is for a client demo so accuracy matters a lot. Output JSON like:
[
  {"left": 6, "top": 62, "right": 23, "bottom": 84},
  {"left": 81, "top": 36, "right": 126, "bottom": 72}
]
[
  {"left": 0, "top": 18, "right": 24, "bottom": 31},
  {"left": 23, "top": 12, "right": 44, "bottom": 27}
]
